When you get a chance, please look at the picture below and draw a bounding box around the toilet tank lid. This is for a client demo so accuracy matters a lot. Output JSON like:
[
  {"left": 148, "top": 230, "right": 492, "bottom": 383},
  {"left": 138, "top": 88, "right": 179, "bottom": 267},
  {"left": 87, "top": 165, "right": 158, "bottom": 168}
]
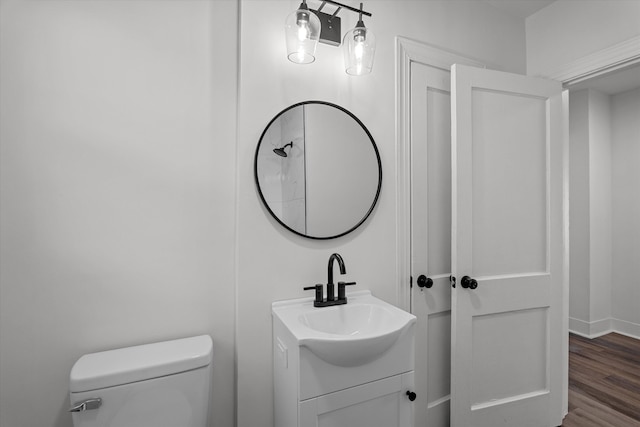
[{"left": 70, "top": 335, "right": 212, "bottom": 393}]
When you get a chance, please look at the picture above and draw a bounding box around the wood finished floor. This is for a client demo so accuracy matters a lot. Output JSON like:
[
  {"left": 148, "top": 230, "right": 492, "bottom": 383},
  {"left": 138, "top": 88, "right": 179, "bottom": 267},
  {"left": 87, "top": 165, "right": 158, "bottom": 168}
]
[{"left": 562, "top": 333, "right": 640, "bottom": 427}]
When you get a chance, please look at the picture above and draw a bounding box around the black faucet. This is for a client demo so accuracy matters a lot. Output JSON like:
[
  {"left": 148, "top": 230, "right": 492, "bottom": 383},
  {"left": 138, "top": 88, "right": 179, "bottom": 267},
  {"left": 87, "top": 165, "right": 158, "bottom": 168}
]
[
  {"left": 304, "top": 253, "right": 356, "bottom": 307},
  {"left": 327, "top": 253, "right": 346, "bottom": 303}
]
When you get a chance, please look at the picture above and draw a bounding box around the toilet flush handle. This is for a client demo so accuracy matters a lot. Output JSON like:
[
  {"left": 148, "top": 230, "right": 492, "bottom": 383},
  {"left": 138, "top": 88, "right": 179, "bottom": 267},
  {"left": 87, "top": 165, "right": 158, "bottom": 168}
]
[{"left": 69, "top": 397, "right": 102, "bottom": 412}]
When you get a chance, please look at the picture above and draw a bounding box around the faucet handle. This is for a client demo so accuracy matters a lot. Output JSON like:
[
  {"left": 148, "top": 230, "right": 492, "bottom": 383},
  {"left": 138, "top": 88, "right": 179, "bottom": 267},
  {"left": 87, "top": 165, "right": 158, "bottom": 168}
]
[
  {"left": 337, "top": 281, "right": 357, "bottom": 302},
  {"left": 303, "top": 284, "right": 324, "bottom": 305}
]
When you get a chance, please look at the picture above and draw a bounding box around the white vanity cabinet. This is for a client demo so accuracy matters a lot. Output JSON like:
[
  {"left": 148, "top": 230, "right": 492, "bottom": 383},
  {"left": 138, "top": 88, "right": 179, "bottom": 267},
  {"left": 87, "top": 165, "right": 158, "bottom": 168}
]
[
  {"left": 272, "top": 291, "right": 417, "bottom": 427},
  {"left": 298, "top": 372, "right": 414, "bottom": 427}
]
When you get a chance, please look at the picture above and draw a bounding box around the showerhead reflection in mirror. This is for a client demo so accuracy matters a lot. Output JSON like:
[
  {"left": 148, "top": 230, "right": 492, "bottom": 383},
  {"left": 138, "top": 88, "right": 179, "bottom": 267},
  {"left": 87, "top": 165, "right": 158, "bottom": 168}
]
[{"left": 273, "top": 141, "right": 294, "bottom": 157}]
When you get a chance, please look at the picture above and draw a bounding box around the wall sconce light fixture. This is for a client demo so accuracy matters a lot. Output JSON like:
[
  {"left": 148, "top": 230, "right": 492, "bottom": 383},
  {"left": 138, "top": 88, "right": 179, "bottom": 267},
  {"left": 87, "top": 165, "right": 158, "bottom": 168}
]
[
  {"left": 285, "top": 0, "right": 321, "bottom": 64},
  {"left": 285, "top": 1, "right": 375, "bottom": 75}
]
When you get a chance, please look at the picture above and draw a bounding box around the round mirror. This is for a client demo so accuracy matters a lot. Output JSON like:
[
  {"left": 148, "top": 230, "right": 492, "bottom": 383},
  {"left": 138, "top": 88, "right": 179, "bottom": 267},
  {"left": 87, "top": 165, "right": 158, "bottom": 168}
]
[{"left": 254, "top": 101, "right": 382, "bottom": 239}]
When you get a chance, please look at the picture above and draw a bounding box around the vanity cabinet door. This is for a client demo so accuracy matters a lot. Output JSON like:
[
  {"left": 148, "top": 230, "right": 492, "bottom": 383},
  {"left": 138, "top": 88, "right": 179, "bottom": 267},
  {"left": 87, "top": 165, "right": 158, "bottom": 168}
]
[{"left": 298, "top": 372, "right": 414, "bottom": 427}]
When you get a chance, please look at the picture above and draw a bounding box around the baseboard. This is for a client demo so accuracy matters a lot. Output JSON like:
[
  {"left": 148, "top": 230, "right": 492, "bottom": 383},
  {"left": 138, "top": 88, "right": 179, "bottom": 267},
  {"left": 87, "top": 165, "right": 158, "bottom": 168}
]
[
  {"left": 568, "top": 317, "right": 610, "bottom": 338},
  {"left": 610, "top": 318, "right": 640, "bottom": 340},
  {"left": 569, "top": 317, "right": 640, "bottom": 340},
  {"left": 568, "top": 317, "right": 589, "bottom": 337}
]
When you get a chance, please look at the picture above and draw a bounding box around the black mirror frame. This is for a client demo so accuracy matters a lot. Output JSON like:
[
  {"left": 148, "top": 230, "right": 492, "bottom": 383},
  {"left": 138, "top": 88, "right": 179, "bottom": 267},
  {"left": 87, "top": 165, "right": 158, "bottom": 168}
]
[{"left": 254, "top": 100, "right": 382, "bottom": 240}]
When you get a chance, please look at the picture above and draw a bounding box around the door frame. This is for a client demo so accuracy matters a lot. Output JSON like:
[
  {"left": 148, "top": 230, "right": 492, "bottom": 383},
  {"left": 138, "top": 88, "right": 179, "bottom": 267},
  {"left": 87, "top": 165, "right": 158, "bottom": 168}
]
[{"left": 543, "top": 35, "right": 640, "bottom": 86}]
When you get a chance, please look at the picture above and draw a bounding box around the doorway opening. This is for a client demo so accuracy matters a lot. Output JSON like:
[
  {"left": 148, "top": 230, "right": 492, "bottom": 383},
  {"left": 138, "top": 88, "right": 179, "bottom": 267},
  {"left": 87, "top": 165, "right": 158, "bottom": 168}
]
[{"left": 566, "top": 62, "right": 640, "bottom": 339}]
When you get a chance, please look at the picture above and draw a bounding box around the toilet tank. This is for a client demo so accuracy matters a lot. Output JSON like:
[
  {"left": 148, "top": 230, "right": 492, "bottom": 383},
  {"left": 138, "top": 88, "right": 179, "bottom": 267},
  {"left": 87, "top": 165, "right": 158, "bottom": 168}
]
[{"left": 69, "top": 335, "right": 213, "bottom": 427}]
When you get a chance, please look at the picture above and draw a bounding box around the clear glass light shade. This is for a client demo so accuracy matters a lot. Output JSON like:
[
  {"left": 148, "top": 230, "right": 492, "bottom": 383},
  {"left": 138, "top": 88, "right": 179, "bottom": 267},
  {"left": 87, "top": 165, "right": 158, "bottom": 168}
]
[
  {"left": 285, "top": 6, "right": 321, "bottom": 64},
  {"left": 343, "top": 24, "right": 375, "bottom": 76}
]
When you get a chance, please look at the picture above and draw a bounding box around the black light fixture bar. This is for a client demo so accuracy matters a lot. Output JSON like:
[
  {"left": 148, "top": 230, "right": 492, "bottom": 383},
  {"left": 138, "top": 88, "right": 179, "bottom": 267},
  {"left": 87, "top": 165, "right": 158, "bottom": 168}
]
[
  {"left": 318, "top": 0, "right": 372, "bottom": 17},
  {"left": 314, "top": 0, "right": 372, "bottom": 46}
]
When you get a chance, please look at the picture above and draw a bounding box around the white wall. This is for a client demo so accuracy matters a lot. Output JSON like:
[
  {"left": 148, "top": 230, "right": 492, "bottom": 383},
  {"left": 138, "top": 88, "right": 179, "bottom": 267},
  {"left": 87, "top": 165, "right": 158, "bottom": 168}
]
[
  {"left": 527, "top": 0, "right": 640, "bottom": 339},
  {"left": 0, "top": 1, "right": 237, "bottom": 426},
  {"left": 526, "top": 0, "right": 640, "bottom": 77},
  {"left": 611, "top": 87, "right": 640, "bottom": 336},
  {"left": 588, "top": 90, "right": 612, "bottom": 325},
  {"left": 236, "top": 1, "right": 525, "bottom": 426},
  {"left": 568, "top": 89, "right": 613, "bottom": 336},
  {"left": 0, "top": 1, "right": 529, "bottom": 426},
  {"left": 568, "top": 90, "right": 591, "bottom": 324},
  {"left": 568, "top": 86, "right": 640, "bottom": 339}
]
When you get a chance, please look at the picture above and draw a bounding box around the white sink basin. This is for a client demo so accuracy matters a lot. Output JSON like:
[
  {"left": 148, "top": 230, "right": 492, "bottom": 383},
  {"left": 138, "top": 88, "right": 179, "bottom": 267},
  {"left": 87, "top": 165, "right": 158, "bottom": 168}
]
[{"left": 272, "top": 290, "right": 416, "bottom": 367}]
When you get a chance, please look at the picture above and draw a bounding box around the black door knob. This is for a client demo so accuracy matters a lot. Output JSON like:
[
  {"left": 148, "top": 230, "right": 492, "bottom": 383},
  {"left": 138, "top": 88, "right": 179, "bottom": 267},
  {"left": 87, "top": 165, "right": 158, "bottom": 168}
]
[
  {"left": 406, "top": 391, "right": 417, "bottom": 401},
  {"left": 417, "top": 275, "right": 433, "bottom": 288},
  {"left": 461, "top": 276, "right": 478, "bottom": 290}
]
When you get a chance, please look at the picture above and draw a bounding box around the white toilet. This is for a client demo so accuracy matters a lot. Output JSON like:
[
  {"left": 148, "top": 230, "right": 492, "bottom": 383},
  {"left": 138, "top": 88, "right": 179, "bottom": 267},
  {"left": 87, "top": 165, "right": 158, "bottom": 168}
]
[{"left": 69, "top": 335, "right": 213, "bottom": 427}]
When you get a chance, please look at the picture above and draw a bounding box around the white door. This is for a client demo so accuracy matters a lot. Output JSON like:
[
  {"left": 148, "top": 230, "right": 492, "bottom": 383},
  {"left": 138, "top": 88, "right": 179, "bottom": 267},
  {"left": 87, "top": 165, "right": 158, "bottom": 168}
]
[
  {"left": 450, "top": 64, "right": 565, "bottom": 427},
  {"left": 409, "top": 48, "right": 485, "bottom": 427},
  {"left": 410, "top": 63, "right": 453, "bottom": 427}
]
